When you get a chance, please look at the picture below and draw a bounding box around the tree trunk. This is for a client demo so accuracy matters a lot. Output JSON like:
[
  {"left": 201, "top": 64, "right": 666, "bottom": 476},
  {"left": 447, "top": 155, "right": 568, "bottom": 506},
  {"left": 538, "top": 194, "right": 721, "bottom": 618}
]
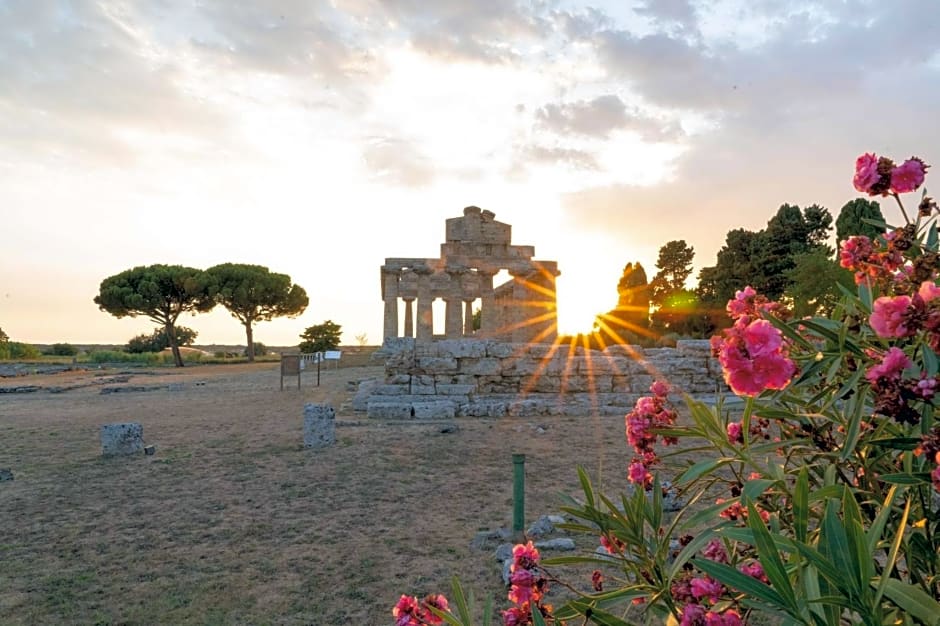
[
  {"left": 166, "top": 322, "right": 184, "bottom": 367},
  {"left": 245, "top": 321, "right": 254, "bottom": 362}
]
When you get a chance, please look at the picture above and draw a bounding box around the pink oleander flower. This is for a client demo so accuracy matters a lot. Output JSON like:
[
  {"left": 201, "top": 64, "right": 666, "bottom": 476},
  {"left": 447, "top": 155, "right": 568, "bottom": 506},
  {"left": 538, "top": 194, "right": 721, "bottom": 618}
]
[
  {"left": 914, "top": 374, "right": 938, "bottom": 400},
  {"left": 680, "top": 603, "right": 707, "bottom": 626},
  {"left": 651, "top": 379, "right": 671, "bottom": 397},
  {"left": 422, "top": 594, "right": 449, "bottom": 625},
  {"left": 932, "top": 465, "right": 940, "bottom": 493},
  {"left": 702, "top": 538, "right": 729, "bottom": 563},
  {"left": 739, "top": 561, "right": 770, "bottom": 584},
  {"left": 727, "top": 286, "right": 757, "bottom": 318},
  {"left": 502, "top": 606, "right": 527, "bottom": 626},
  {"left": 690, "top": 576, "right": 724, "bottom": 602},
  {"left": 743, "top": 319, "right": 783, "bottom": 357},
  {"left": 726, "top": 421, "right": 744, "bottom": 444},
  {"left": 890, "top": 157, "right": 928, "bottom": 194},
  {"left": 920, "top": 281, "right": 940, "bottom": 302},
  {"left": 839, "top": 235, "right": 874, "bottom": 270},
  {"left": 508, "top": 569, "right": 537, "bottom": 605},
  {"left": 723, "top": 350, "right": 796, "bottom": 397},
  {"left": 393, "top": 595, "right": 422, "bottom": 626},
  {"left": 511, "top": 541, "right": 540, "bottom": 571},
  {"left": 600, "top": 533, "right": 625, "bottom": 555},
  {"left": 628, "top": 460, "right": 651, "bottom": 486},
  {"left": 854, "top": 152, "right": 881, "bottom": 193},
  {"left": 865, "top": 347, "right": 912, "bottom": 383},
  {"left": 870, "top": 295, "right": 914, "bottom": 338}
]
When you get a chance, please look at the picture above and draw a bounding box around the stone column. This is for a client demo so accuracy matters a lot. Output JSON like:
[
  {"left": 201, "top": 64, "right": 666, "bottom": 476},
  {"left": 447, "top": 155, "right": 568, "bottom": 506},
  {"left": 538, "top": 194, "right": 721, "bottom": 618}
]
[
  {"left": 444, "top": 267, "right": 466, "bottom": 339},
  {"left": 478, "top": 269, "right": 497, "bottom": 336},
  {"left": 415, "top": 267, "right": 434, "bottom": 342},
  {"left": 402, "top": 298, "right": 415, "bottom": 338},
  {"left": 510, "top": 266, "right": 532, "bottom": 344},
  {"left": 463, "top": 300, "right": 475, "bottom": 336},
  {"left": 382, "top": 269, "right": 400, "bottom": 340}
]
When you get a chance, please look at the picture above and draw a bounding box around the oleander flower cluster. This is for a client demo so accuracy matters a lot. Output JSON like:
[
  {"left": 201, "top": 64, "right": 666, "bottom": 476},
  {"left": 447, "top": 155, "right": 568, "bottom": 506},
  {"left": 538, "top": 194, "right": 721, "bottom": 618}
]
[
  {"left": 625, "top": 380, "right": 678, "bottom": 489},
  {"left": 709, "top": 286, "right": 795, "bottom": 397}
]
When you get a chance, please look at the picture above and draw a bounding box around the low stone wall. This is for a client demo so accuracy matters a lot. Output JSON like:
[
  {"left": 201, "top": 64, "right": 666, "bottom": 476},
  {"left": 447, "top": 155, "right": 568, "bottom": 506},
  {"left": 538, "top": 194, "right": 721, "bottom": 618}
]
[{"left": 364, "top": 338, "right": 729, "bottom": 419}]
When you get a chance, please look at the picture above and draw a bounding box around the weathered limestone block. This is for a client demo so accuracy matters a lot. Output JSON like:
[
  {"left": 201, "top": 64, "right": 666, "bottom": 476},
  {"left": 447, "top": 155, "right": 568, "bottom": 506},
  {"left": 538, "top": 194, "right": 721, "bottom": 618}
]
[
  {"left": 459, "top": 357, "right": 502, "bottom": 376},
  {"left": 437, "top": 384, "right": 477, "bottom": 396},
  {"left": 415, "top": 357, "right": 458, "bottom": 374},
  {"left": 527, "top": 374, "right": 561, "bottom": 393},
  {"left": 303, "top": 404, "right": 336, "bottom": 448},
  {"left": 676, "top": 339, "right": 713, "bottom": 357},
  {"left": 487, "top": 342, "right": 517, "bottom": 358},
  {"left": 459, "top": 400, "right": 508, "bottom": 417},
  {"left": 437, "top": 339, "right": 487, "bottom": 358},
  {"left": 368, "top": 401, "right": 414, "bottom": 419},
  {"left": 478, "top": 376, "right": 521, "bottom": 393},
  {"left": 628, "top": 374, "right": 654, "bottom": 393},
  {"left": 508, "top": 399, "right": 544, "bottom": 417},
  {"left": 413, "top": 400, "right": 457, "bottom": 419},
  {"left": 373, "top": 384, "right": 409, "bottom": 396},
  {"left": 414, "top": 342, "right": 441, "bottom": 357},
  {"left": 412, "top": 375, "right": 437, "bottom": 395},
  {"left": 386, "top": 374, "right": 411, "bottom": 384},
  {"left": 100, "top": 423, "right": 144, "bottom": 456},
  {"left": 351, "top": 378, "right": 379, "bottom": 411}
]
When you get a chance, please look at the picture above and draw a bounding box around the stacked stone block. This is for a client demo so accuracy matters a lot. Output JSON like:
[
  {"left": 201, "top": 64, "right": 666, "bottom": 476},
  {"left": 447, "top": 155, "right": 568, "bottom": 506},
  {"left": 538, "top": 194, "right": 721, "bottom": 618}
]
[{"left": 365, "top": 339, "right": 728, "bottom": 419}]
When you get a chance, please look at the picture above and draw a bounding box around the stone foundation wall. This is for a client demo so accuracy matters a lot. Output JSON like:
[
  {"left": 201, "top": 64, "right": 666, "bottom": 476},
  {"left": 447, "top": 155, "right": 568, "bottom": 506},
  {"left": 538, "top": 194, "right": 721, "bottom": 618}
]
[{"left": 365, "top": 338, "right": 729, "bottom": 419}]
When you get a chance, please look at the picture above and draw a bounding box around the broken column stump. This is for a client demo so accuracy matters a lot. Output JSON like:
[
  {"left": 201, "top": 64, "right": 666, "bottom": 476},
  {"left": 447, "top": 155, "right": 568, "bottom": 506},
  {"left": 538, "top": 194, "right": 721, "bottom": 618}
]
[{"left": 303, "top": 404, "right": 336, "bottom": 449}]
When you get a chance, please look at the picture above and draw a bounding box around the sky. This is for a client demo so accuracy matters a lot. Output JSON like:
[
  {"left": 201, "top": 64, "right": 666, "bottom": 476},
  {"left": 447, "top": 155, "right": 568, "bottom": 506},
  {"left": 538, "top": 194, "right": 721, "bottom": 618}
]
[{"left": 2, "top": 0, "right": 939, "bottom": 347}]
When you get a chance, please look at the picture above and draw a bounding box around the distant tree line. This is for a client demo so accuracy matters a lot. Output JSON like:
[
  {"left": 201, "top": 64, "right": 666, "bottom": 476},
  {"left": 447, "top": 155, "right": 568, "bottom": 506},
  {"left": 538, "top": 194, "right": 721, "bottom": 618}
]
[
  {"left": 568, "top": 197, "right": 887, "bottom": 347},
  {"left": 95, "top": 264, "right": 308, "bottom": 366}
]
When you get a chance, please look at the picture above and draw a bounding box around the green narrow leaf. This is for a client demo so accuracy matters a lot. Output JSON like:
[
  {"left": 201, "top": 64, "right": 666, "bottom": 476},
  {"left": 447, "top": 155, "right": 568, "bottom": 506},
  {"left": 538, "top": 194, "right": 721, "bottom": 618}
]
[
  {"left": 577, "top": 466, "right": 596, "bottom": 508},
  {"left": 675, "top": 457, "right": 731, "bottom": 486},
  {"left": 450, "top": 575, "right": 472, "bottom": 624},
  {"left": 531, "top": 605, "right": 548, "bottom": 626},
  {"left": 874, "top": 496, "right": 912, "bottom": 609},
  {"left": 820, "top": 500, "right": 861, "bottom": 600},
  {"left": 858, "top": 281, "right": 873, "bottom": 311},
  {"left": 742, "top": 478, "right": 775, "bottom": 501},
  {"left": 923, "top": 345, "right": 939, "bottom": 376},
  {"left": 793, "top": 467, "right": 809, "bottom": 544},
  {"left": 927, "top": 222, "right": 939, "bottom": 252},
  {"left": 878, "top": 578, "right": 940, "bottom": 626},
  {"left": 746, "top": 500, "right": 799, "bottom": 612},
  {"left": 840, "top": 387, "right": 867, "bottom": 462},
  {"left": 866, "top": 485, "right": 898, "bottom": 556},
  {"left": 878, "top": 473, "right": 930, "bottom": 485},
  {"left": 840, "top": 489, "right": 872, "bottom": 591},
  {"left": 695, "top": 558, "right": 788, "bottom": 608}
]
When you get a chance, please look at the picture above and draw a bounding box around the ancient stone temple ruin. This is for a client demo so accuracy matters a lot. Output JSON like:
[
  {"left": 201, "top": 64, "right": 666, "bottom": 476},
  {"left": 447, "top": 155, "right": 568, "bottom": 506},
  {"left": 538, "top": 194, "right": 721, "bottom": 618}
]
[
  {"left": 381, "top": 207, "right": 560, "bottom": 344},
  {"left": 364, "top": 207, "right": 729, "bottom": 419}
]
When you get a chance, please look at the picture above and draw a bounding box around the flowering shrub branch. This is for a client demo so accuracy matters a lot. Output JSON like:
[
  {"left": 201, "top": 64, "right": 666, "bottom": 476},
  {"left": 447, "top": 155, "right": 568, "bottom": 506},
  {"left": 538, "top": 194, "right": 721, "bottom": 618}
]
[{"left": 395, "top": 155, "right": 940, "bottom": 625}]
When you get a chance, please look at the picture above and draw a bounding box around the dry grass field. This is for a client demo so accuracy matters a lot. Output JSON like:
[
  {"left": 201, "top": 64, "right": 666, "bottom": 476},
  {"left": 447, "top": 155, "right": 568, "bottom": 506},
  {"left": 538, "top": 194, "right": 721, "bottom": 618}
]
[{"left": 0, "top": 360, "right": 645, "bottom": 625}]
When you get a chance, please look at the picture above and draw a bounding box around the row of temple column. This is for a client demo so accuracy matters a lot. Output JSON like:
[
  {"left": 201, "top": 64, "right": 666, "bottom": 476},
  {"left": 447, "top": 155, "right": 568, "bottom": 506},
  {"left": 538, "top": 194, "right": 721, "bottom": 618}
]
[{"left": 382, "top": 268, "right": 497, "bottom": 341}]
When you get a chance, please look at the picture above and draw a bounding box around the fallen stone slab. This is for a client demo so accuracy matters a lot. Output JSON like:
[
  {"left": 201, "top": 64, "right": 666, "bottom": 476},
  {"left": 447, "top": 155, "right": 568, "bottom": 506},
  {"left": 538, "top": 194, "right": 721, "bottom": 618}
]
[
  {"left": 0, "top": 468, "right": 13, "bottom": 481},
  {"left": 100, "top": 423, "right": 144, "bottom": 456},
  {"left": 100, "top": 385, "right": 167, "bottom": 395},
  {"left": 0, "top": 386, "right": 41, "bottom": 394}
]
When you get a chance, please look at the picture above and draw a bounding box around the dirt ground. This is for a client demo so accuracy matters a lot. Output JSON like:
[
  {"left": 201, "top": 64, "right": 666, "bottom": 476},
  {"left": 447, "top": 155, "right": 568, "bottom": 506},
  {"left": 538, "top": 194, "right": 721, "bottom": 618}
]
[{"left": 0, "top": 362, "right": 644, "bottom": 625}]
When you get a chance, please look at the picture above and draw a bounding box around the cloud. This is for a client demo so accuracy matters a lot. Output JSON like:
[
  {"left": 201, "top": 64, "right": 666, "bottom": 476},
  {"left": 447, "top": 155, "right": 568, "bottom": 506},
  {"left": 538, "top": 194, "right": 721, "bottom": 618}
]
[
  {"left": 517, "top": 144, "right": 599, "bottom": 171},
  {"left": 535, "top": 94, "right": 683, "bottom": 141},
  {"left": 188, "top": 1, "right": 380, "bottom": 81},
  {"left": 375, "top": 0, "right": 551, "bottom": 64},
  {"left": 633, "top": 0, "right": 699, "bottom": 35},
  {"left": 362, "top": 136, "right": 435, "bottom": 186}
]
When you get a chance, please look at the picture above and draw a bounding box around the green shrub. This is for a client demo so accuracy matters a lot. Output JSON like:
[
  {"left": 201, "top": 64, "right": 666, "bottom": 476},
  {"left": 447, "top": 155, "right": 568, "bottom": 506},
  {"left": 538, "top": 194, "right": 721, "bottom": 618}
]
[
  {"left": 244, "top": 342, "right": 267, "bottom": 357},
  {"left": 47, "top": 343, "right": 79, "bottom": 356},
  {"left": 8, "top": 342, "right": 41, "bottom": 359},
  {"left": 126, "top": 326, "right": 198, "bottom": 353},
  {"left": 87, "top": 350, "right": 161, "bottom": 364}
]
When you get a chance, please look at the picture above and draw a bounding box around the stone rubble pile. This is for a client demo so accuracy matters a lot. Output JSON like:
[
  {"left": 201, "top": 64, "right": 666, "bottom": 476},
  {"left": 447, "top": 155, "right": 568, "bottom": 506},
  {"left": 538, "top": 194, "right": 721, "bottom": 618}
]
[{"left": 364, "top": 338, "right": 728, "bottom": 419}]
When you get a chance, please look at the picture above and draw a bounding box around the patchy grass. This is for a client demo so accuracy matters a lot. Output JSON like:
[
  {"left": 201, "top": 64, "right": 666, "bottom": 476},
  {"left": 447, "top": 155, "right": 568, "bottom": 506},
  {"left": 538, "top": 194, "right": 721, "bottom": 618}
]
[{"left": 0, "top": 362, "right": 698, "bottom": 625}]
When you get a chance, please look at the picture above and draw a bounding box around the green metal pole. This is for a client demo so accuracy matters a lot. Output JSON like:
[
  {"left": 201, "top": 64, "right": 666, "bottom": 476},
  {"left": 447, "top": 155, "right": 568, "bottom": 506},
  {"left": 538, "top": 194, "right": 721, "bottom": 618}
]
[{"left": 512, "top": 453, "right": 526, "bottom": 533}]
